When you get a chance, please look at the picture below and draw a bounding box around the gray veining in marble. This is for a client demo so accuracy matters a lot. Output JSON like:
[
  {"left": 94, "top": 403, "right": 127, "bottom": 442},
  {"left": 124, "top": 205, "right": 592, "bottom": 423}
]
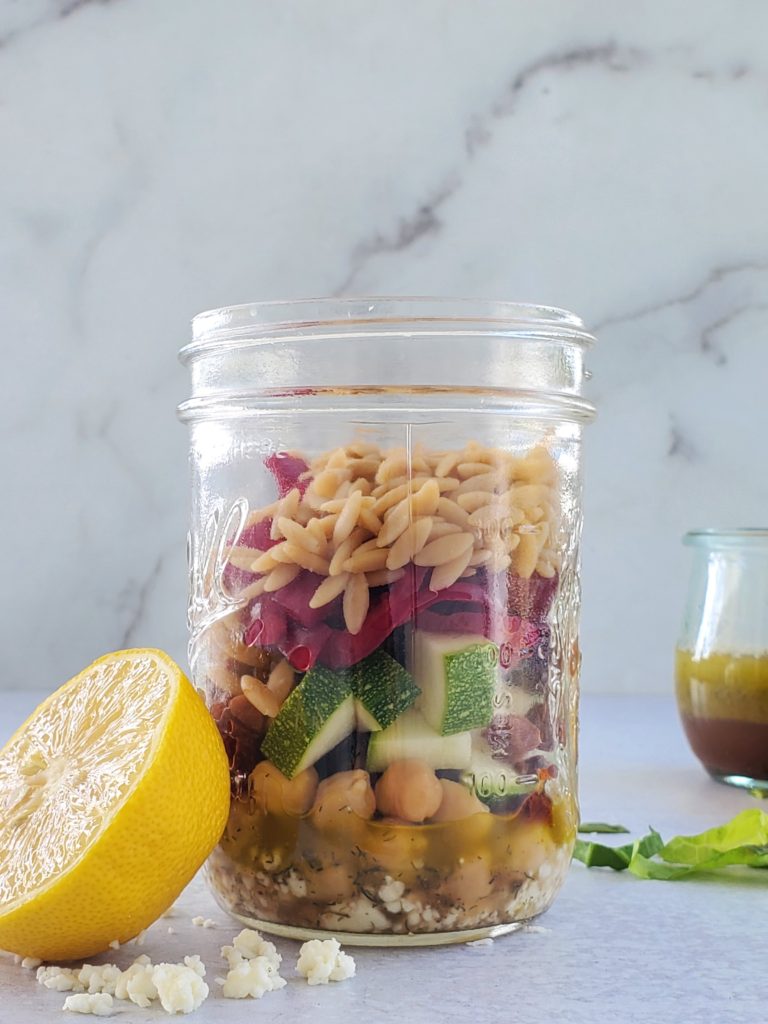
[{"left": 1, "top": 0, "right": 767, "bottom": 692}]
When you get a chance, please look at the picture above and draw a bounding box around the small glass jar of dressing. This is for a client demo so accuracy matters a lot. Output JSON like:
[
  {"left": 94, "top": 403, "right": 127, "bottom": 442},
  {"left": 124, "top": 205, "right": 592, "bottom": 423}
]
[{"left": 676, "top": 529, "right": 768, "bottom": 793}]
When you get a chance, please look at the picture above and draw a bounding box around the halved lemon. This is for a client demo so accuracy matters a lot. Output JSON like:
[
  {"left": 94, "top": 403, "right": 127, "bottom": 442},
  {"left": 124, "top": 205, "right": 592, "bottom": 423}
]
[{"left": 0, "top": 649, "right": 230, "bottom": 960}]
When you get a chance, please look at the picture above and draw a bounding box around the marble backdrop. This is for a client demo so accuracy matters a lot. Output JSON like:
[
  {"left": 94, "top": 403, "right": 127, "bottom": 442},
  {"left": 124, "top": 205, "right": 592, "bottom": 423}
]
[{"left": 1, "top": 0, "right": 766, "bottom": 693}]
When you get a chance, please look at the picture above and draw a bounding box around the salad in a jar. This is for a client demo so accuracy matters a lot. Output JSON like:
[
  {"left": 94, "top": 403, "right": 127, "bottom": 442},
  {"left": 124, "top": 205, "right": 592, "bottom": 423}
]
[{"left": 199, "top": 438, "right": 576, "bottom": 940}]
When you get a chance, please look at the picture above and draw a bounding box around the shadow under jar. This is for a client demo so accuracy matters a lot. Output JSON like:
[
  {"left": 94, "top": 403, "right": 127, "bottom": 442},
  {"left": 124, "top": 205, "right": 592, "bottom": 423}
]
[
  {"left": 676, "top": 529, "right": 768, "bottom": 794},
  {"left": 178, "top": 298, "right": 596, "bottom": 945}
]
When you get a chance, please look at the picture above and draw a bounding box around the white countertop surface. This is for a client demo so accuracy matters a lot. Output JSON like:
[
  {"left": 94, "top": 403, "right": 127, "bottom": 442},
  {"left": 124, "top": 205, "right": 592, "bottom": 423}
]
[{"left": 1, "top": 692, "right": 764, "bottom": 1023}]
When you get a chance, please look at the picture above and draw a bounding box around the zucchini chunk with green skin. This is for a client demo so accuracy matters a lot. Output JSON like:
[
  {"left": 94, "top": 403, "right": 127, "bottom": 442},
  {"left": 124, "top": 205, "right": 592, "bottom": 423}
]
[
  {"left": 351, "top": 649, "right": 420, "bottom": 732},
  {"left": 262, "top": 665, "right": 356, "bottom": 778},
  {"left": 367, "top": 708, "right": 472, "bottom": 772},
  {"left": 414, "top": 631, "right": 498, "bottom": 736}
]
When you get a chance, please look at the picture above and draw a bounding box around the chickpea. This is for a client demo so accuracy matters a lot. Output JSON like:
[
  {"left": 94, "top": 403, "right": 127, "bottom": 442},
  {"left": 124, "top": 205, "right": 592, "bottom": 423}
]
[
  {"left": 442, "top": 854, "right": 493, "bottom": 907},
  {"left": 365, "top": 819, "right": 428, "bottom": 876},
  {"left": 429, "top": 779, "right": 490, "bottom": 823},
  {"left": 375, "top": 759, "right": 443, "bottom": 823},
  {"left": 227, "top": 694, "right": 264, "bottom": 732},
  {"left": 248, "top": 760, "right": 318, "bottom": 816},
  {"left": 305, "top": 862, "right": 357, "bottom": 903},
  {"left": 510, "top": 821, "right": 556, "bottom": 877},
  {"left": 310, "top": 770, "right": 376, "bottom": 829}
]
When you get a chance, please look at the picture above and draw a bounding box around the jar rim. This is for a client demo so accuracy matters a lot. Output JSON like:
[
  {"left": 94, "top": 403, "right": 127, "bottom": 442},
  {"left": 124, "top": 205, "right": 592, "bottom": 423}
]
[
  {"left": 181, "top": 296, "right": 595, "bottom": 361},
  {"left": 684, "top": 528, "right": 768, "bottom": 548}
]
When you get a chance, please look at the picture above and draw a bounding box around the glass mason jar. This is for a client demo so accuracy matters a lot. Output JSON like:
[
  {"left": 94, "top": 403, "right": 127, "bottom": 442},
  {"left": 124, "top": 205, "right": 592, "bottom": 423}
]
[
  {"left": 178, "top": 298, "right": 596, "bottom": 945},
  {"left": 676, "top": 529, "right": 768, "bottom": 793}
]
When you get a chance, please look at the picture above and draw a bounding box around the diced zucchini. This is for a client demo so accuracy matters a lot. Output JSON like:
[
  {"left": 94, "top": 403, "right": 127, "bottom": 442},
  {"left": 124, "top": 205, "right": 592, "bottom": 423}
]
[
  {"left": 354, "top": 703, "right": 381, "bottom": 733},
  {"left": 351, "top": 649, "right": 420, "bottom": 732},
  {"left": 366, "top": 708, "right": 472, "bottom": 772},
  {"left": 262, "top": 665, "right": 355, "bottom": 778},
  {"left": 262, "top": 651, "right": 419, "bottom": 776},
  {"left": 414, "top": 631, "right": 498, "bottom": 736}
]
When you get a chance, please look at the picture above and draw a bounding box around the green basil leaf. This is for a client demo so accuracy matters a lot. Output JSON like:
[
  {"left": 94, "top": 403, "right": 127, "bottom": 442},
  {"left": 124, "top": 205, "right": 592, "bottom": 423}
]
[
  {"left": 578, "top": 822, "right": 631, "bottom": 834},
  {"left": 573, "top": 810, "right": 768, "bottom": 880},
  {"left": 573, "top": 829, "right": 663, "bottom": 871},
  {"left": 572, "top": 839, "right": 632, "bottom": 870},
  {"left": 634, "top": 828, "right": 665, "bottom": 859},
  {"left": 630, "top": 844, "right": 768, "bottom": 879},
  {"left": 659, "top": 809, "right": 768, "bottom": 866}
]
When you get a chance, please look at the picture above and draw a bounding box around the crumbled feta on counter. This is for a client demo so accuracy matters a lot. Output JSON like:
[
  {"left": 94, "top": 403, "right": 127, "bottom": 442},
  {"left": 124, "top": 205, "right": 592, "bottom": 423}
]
[
  {"left": 39, "top": 953, "right": 208, "bottom": 1015},
  {"left": 20, "top": 956, "right": 43, "bottom": 969},
  {"left": 152, "top": 961, "right": 209, "bottom": 1014},
  {"left": 37, "top": 965, "right": 84, "bottom": 993},
  {"left": 296, "top": 938, "right": 355, "bottom": 985},
  {"left": 217, "top": 929, "right": 285, "bottom": 999},
  {"left": 115, "top": 960, "right": 157, "bottom": 1008},
  {"left": 182, "top": 956, "right": 206, "bottom": 978},
  {"left": 78, "top": 964, "right": 122, "bottom": 995},
  {"left": 221, "top": 929, "right": 281, "bottom": 970},
  {"left": 62, "top": 993, "right": 114, "bottom": 1016},
  {"left": 218, "top": 957, "right": 286, "bottom": 999},
  {"left": 191, "top": 916, "right": 215, "bottom": 928}
]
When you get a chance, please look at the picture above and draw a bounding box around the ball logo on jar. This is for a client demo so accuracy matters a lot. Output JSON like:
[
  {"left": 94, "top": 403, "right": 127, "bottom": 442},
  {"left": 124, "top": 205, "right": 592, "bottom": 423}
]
[
  {"left": 187, "top": 498, "right": 249, "bottom": 639},
  {"left": 469, "top": 770, "right": 538, "bottom": 799}
]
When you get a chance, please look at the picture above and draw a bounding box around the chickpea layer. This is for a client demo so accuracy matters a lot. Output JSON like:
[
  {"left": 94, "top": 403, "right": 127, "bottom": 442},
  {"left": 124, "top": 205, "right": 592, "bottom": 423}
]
[{"left": 375, "top": 760, "right": 443, "bottom": 823}]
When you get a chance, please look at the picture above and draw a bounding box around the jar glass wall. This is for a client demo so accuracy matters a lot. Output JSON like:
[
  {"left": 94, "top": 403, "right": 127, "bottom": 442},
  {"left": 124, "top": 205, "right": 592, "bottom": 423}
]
[
  {"left": 676, "top": 529, "right": 768, "bottom": 793},
  {"left": 178, "top": 298, "right": 596, "bottom": 945}
]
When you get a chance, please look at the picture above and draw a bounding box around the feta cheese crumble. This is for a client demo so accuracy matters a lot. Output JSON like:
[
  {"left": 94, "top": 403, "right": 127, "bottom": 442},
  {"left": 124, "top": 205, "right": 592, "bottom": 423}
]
[
  {"left": 221, "top": 929, "right": 281, "bottom": 970},
  {"left": 20, "top": 956, "right": 43, "bottom": 969},
  {"left": 218, "top": 929, "right": 285, "bottom": 999},
  {"left": 191, "top": 916, "right": 215, "bottom": 928},
  {"left": 78, "top": 964, "right": 122, "bottom": 995},
  {"left": 38, "top": 953, "right": 208, "bottom": 1015},
  {"left": 114, "top": 959, "right": 157, "bottom": 1008},
  {"left": 62, "top": 993, "right": 114, "bottom": 1016},
  {"left": 37, "top": 966, "right": 84, "bottom": 993},
  {"left": 296, "top": 939, "right": 355, "bottom": 985},
  {"left": 152, "top": 960, "right": 209, "bottom": 1014},
  {"left": 218, "top": 957, "right": 286, "bottom": 999}
]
